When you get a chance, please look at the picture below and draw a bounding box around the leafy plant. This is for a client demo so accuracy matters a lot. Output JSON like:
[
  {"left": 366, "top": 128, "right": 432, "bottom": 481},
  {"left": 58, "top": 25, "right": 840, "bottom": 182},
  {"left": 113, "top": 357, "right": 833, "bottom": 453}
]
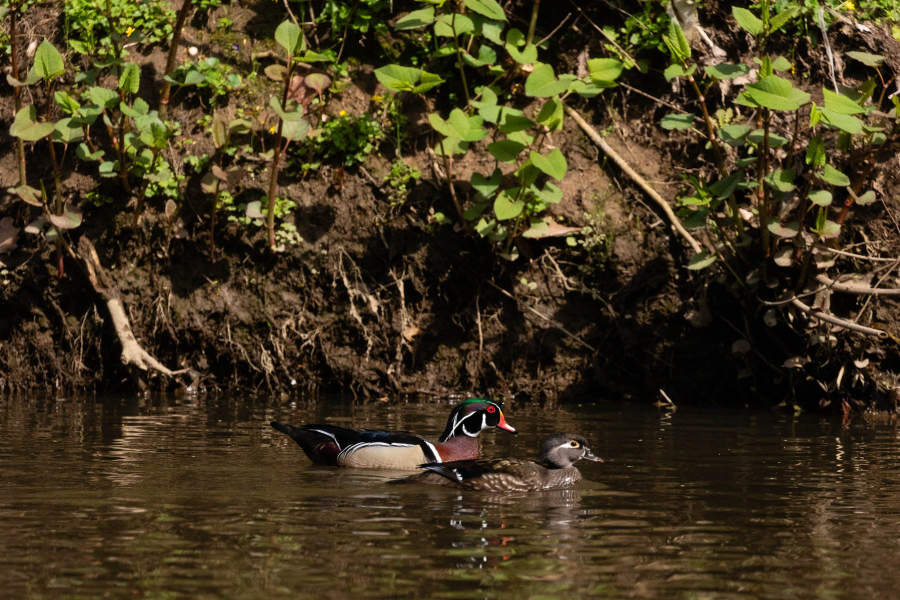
[
  {"left": 299, "top": 112, "right": 384, "bottom": 169},
  {"left": 380, "top": 0, "right": 623, "bottom": 259},
  {"left": 260, "top": 20, "right": 314, "bottom": 253},
  {"left": 661, "top": 3, "right": 899, "bottom": 300},
  {"left": 165, "top": 56, "right": 243, "bottom": 104},
  {"left": 384, "top": 158, "right": 421, "bottom": 206},
  {"left": 64, "top": 0, "right": 174, "bottom": 56}
]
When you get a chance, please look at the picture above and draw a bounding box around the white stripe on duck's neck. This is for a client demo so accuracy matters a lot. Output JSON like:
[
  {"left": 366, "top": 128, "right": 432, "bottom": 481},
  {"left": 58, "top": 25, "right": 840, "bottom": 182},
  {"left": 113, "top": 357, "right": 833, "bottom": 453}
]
[{"left": 440, "top": 411, "right": 485, "bottom": 441}]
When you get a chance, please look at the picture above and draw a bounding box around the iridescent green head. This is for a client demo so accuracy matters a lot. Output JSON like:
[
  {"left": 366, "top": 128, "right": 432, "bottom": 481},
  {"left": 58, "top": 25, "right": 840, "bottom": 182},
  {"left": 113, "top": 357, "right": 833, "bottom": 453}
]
[{"left": 439, "top": 398, "right": 516, "bottom": 442}]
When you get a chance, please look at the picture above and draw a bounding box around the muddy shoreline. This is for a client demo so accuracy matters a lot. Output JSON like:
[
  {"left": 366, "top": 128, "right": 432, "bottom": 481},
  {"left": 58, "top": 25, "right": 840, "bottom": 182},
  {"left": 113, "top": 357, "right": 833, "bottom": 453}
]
[{"left": 1, "top": 1, "right": 898, "bottom": 411}]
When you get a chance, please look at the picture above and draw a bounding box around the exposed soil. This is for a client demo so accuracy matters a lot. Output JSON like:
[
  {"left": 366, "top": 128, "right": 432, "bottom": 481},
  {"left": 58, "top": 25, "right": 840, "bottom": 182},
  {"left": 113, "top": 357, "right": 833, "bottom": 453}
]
[{"left": 1, "top": 1, "right": 899, "bottom": 411}]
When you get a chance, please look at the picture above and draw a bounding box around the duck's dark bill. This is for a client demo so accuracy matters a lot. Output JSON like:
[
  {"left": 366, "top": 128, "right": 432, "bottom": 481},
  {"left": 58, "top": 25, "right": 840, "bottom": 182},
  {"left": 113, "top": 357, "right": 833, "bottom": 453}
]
[{"left": 583, "top": 449, "right": 603, "bottom": 462}]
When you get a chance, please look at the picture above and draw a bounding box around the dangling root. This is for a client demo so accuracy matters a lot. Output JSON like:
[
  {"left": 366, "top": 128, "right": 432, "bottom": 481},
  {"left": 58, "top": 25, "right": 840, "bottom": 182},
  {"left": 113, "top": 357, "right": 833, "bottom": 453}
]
[{"left": 77, "top": 237, "right": 192, "bottom": 388}]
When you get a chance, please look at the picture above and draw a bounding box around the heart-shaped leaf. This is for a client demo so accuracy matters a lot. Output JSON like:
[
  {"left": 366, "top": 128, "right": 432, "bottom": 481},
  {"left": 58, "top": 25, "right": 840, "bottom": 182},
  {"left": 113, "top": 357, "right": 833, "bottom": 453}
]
[
  {"left": 493, "top": 189, "right": 524, "bottom": 221},
  {"left": 855, "top": 190, "right": 876, "bottom": 205},
  {"left": 246, "top": 200, "right": 265, "bottom": 219},
  {"left": 809, "top": 190, "right": 832, "bottom": 206},
  {"left": 525, "top": 63, "right": 569, "bottom": 98},
  {"left": 9, "top": 184, "right": 43, "bottom": 206},
  {"left": 588, "top": 58, "right": 624, "bottom": 84},
  {"left": 529, "top": 148, "right": 567, "bottom": 180},
  {"left": 767, "top": 221, "right": 800, "bottom": 238},
  {"left": 48, "top": 203, "right": 83, "bottom": 230},
  {"left": 305, "top": 73, "right": 332, "bottom": 95},
  {"left": 471, "top": 169, "right": 502, "bottom": 201},
  {"left": 488, "top": 139, "right": 525, "bottom": 162},
  {"left": 32, "top": 39, "right": 65, "bottom": 80},
  {"left": 9, "top": 106, "right": 54, "bottom": 141}
]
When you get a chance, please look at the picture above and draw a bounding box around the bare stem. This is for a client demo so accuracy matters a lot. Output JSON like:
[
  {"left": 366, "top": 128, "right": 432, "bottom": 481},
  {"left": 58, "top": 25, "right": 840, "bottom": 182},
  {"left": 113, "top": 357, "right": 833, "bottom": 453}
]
[
  {"left": 451, "top": 11, "right": 470, "bottom": 107},
  {"left": 10, "top": 4, "right": 26, "bottom": 186},
  {"left": 265, "top": 58, "right": 294, "bottom": 254},
  {"left": 526, "top": 0, "right": 541, "bottom": 46},
  {"left": 159, "top": 0, "right": 194, "bottom": 119}
]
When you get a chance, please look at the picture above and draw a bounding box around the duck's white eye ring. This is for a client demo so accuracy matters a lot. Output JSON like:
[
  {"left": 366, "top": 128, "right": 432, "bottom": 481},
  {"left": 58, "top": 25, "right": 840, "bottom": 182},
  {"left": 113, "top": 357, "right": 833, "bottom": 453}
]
[{"left": 569, "top": 441, "right": 580, "bottom": 447}]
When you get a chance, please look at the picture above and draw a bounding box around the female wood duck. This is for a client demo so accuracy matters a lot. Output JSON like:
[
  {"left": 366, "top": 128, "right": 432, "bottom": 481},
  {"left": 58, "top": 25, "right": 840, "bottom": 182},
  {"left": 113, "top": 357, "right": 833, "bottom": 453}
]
[
  {"left": 397, "top": 433, "right": 602, "bottom": 492},
  {"left": 270, "top": 399, "right": 517, "bottom": 470}
]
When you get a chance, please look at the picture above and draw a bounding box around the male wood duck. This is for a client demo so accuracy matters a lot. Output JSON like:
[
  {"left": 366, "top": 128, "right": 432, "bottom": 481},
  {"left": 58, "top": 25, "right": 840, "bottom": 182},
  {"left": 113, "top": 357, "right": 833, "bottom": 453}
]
[
  {"left": 270, "top": 399, "right": 516, "bottom": 469},
  {"left": 395, "top": 433, "right": 602, "bottom": 492}
]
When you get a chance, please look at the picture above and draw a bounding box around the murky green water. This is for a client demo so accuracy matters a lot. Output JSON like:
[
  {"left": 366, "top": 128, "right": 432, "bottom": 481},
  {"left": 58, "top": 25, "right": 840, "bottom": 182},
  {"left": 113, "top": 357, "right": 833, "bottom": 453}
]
[{"left": 2, "top": 395, "right": 900, "bottom": 599}]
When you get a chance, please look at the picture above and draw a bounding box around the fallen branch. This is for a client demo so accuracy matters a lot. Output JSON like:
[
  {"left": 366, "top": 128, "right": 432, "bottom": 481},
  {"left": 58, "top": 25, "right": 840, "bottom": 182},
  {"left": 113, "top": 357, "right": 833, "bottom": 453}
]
[
  {"left": 564, "top": 105, "right": 703, "bottom": 254},
  {"left": 790, "top": 298, "right": 887, "bottom": 338},
  {"left": 77, "top": 237, "right": 190, "bottom": 386},
  {"left": 815, "top": 273, "right": 900, "bottom": 296}
]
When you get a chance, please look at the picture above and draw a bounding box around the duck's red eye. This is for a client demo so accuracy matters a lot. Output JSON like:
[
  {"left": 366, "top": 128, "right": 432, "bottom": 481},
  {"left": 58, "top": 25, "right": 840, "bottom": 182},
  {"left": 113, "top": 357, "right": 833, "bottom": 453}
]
[{"left": 486, "top": 406, "right": 496, "bottom": 413}]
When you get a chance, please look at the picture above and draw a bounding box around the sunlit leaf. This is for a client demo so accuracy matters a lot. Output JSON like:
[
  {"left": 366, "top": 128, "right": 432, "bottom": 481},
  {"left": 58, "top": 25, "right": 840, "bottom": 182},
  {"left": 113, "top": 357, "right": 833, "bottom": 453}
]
[
  {"left": 687, "top": 250, "right": 717, "bottom": 270},
  {"left": 9, "top": 106, "right": 54, "bottom": 141},
  {"left": 48, "top": 203, "right": 83, "bottom": 230}
]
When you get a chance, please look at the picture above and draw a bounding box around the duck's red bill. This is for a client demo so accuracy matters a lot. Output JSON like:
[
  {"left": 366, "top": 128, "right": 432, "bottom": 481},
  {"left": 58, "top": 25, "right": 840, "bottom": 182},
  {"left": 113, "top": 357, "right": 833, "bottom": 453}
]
[{"left": 497, "top": 415, "right": 517, "bottom": 434}]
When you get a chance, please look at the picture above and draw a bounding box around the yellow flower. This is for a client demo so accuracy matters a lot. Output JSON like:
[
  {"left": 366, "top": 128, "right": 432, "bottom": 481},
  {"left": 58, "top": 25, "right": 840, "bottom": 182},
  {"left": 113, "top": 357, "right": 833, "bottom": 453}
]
[
  {"left": 339, "top": 110, "right": 347, "bottom": 117},
  {"left": 371, "top": 95, "right": 383, "bottom": 103},
  {"left": 125, "top": 26, "right": 136, "bottom": 36},
  {"left": 844, "top": 0, "right": 855, "bottom": 9},
  {"left": 269, "top": 125, "right": 277, "bottom": 133}
]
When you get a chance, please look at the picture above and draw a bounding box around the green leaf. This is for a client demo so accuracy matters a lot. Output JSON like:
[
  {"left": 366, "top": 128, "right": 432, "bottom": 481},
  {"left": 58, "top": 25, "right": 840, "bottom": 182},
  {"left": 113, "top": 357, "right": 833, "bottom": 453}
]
[
  {"left": 718, "top": 124, "right": 752, "bottom": 146},
  {"left": 55, "top": 91, "right": 81, "bottom": 115},
  {"left": 48, "top": 203, "right": 83, "bottom": 230},
  {"left": 7, "top": 70, "right": 41, "bottom": 87},
  {"left": 275, "top": 20, "right": 302, "bottom": 54},
  {"left": 767, "top": 221, "right": 800, "bottom": 238},
  {"left": 704, "top": 63, "right": 751, "bottom": 80},
  {"left": 816, "top": 220, "right": 841, "bottom": 238},
  {"left": 464, "top": 0, "right": 506, "bottom": 21},
  {"left": 536, "top": 97, "right": 564, "bottom": 131},
  {"left": 846, "top": 51, "right": 885, "bottom": 67},
  {"left": 32, "top": 39, "right": 65, "bottom": 80},
  {"left": 809, "top": 190, "right": 833, "bottom": 206},
  {"left": 660, "top": 113, "right": 694, "bottom": 130},
  {"left": 568, "top": 80, "right": 605, "bottom": 98},
  {"left": 488, "top": 139, "right": 525, "bottom": 162},
  {"left": 9, "top": 106, "right": 54, "bottom": 141},
  {"left": 529, "top": 148, "right": 567, "bottom": 180},
  {"left": 822, "top": 88, "right": 866, "bottom": 115},
  {"left": 52, "top": 117, "right": 84, "bottom": 143},
  {"left": 746, "top": 129, "right": 788, "bottom": 147},
  {"left": 89, "top": 86, "right": 118, "bottom": 110},
  {"left": 494, "top": 190, "right": 524, "bottom": 220},
  {"left": 806, "top": 136, "right": 826, "bottom": 167},
  {"left": 471, "top": 169, "right": 502, "bottom": 201},
  {"left": 533, "top": 182, "right": 563, "bottom": 204},
  {"left": 765, "top": 169, "right": 796, "bottom": 192},
  {"left": 664, "top": 64, "right": 685, "bottom": 81},
  {"left": 821, "top": 164, "right": 851, "bottom": 187},
  {"left": 743, "top": 76, "right": 811, "bottom": 111},
  {"left": 434, "top": 14, "right": 475, "bottom": 37},
  {"left": 9, "top": 184, "right": 43, "bottom": 206},
  {"left": 76, "top": 143, "right": 104, "bottom": 162},
  {"left": 855, "top": 190, "right": 876, "bottom": 205},
  {"left": 395, "top": 7, "right": 435, "bottom": 30},
  {"left": 119, "top": 62, "right": 141, "bottom": 94},
  {"left": 434, "top": 137, "right": 468, "bottom": 156},
  {"left": 462, "top": 44, "right": 497, "bottom": 68},
  {"left": 505, "top": 29, "right": 537, "bottom": 64},
  {"left": 282, "top": 118, "right": 309, "bottom": 141},
  {"left": 524, "top": 63, "right": 569, "bottom": 97},
  {"left": 661, "top": 20, "right": 691, "bottom": 61},
  {"left": 687, "top": 250, "right": 717, "bottom": 270},
  {"left": 771, "top": 56, "right": 791, "bottom": 71},
  {"left": 588, "top": 58, "right": 624, "bottom": 84},
  {"left": 269, "top": 97, "right": 305, "bottom": 121},
  {"left": 478, "top": 18, "right": 505, "bottom": 44},
  {"left": 428, "top": 109, "right": 488, "bottom": 142},
  {"left": 709, "top": 172, "right": 744, "bottom": 198},
  {"left": 732, "top": 7, "right": 764, "bottom": 36},
  {"left": 769, "top": 7, "right": 799, "bottom": 32},
  {"left": 373, "top": 64, "right": 416, "bottom": 89},
  {"left": 819, "top": 108, "right": 863, "bottom": 134},
  {"left": 412, "top": 71, "right": 445, "bottom": 94}
]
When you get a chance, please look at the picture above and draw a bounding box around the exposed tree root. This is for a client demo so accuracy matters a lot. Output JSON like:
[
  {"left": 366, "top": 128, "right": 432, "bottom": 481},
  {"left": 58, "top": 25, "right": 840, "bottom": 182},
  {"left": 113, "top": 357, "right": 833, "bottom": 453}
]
[
  {"left": 790, "top": 298, "right": 888, "bottom": 338},
  {"left": 564, "top": 105, "right": 704, "bottom": 254},
  {"left": 76, "top": 237, "right": 192, "bottom": 389}
]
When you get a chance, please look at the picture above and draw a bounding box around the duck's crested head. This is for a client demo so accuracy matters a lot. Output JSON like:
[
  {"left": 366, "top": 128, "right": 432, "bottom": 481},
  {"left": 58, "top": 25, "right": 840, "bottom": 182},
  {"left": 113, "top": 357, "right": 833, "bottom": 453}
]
[
  {"left": 439, "top": 398, "right": 516, "bottom": 441},
  {"left": 538, "top": 433, "right": 603, "bottom": 468}
]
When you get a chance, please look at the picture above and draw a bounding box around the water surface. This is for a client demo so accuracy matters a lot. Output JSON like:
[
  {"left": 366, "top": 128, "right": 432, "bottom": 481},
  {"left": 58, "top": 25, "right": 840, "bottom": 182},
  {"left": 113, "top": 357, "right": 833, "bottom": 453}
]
[{"left": 2, "top": 395, "right": 900, "bottom": 599}]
